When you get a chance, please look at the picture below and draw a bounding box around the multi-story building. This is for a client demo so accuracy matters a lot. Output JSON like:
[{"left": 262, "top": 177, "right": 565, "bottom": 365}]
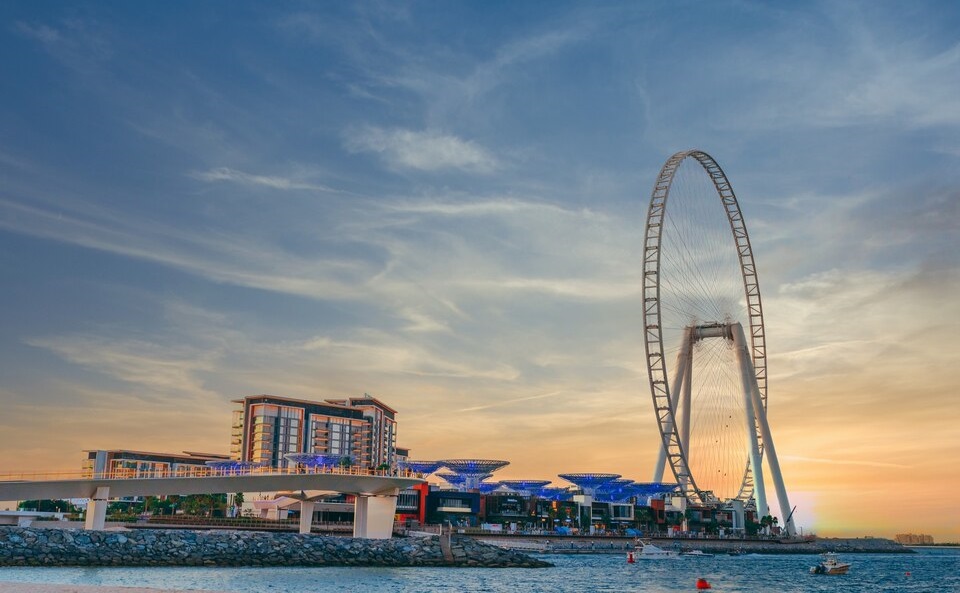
[
  {"left": 82, "top": 449, "right": 231, "bottom": 478},
  {"left": 895, "top": 533, "right": 934, "bottom": 545},
  {"left": 231, "top": 394, "right": 398, "bottom": 470},
  {"left": 325, "top": 396, "right": 398, "bottom": 469}
]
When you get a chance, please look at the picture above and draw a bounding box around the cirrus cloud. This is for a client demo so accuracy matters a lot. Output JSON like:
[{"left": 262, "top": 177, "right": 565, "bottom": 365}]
[{"left": 344, "top": 126, "right": 499, "bottom": 173}]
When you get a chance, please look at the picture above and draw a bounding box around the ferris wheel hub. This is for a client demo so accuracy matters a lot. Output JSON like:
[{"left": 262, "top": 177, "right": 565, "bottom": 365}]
[{"left": 692, "top": 323, "right": 733, "bottom": 341}]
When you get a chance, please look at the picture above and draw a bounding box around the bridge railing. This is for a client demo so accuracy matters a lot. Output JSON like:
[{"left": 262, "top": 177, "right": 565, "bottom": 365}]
[{"left": 0, "top": 465, "right": 421, "bottom": 483}]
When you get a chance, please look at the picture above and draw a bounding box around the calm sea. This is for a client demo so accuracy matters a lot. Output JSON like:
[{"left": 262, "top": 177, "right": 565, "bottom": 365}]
[{"left": 1, "top": 548, "right": 957, "bottom": 592}]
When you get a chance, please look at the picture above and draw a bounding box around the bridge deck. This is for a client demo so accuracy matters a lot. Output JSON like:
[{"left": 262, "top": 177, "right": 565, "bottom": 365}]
[{"left": 0, "top": 467, "right": 424, "bottom": 500}]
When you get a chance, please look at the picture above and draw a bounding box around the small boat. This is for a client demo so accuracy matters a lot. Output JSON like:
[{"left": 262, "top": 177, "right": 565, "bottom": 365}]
[
  {"left": 810, "top": 552, "right": 851, "bottom": 575},
  {"left": 681, "top": 550, "right": 715, "bottom": 558},
  {"left": 633, "top": 540, "right": 680, "bottom": 559}
]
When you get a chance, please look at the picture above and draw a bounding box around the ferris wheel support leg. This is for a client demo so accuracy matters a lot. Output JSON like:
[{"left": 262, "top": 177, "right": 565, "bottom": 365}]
[
  {"left": 732, "top": 324, "right": 768, "bottom": 521},
  {"left": 729, "top": 324, "right": 794, "bottom": 535},
  {"left": 739, "top": 357, "right": 795, "bottom": 534},
  {"left": 680, "top": 353, "right": 693, "bottom": 460},
  {"left": 750, "top": 396, "right": 795, "bottom": 536},
  {"left": 652, "top": 328, "right": 693, "bottom": 483}
]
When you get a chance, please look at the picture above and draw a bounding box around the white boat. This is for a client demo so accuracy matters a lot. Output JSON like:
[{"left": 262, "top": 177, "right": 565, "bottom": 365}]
[
  {"left": 681, "top": 550, "right": 715, "bottom": 558},
  {"left": 634, "top": 541, "right": 680, "bottom": 559},
  {"left": 810, "top": 552, "right": 851, "bottom": 575}
]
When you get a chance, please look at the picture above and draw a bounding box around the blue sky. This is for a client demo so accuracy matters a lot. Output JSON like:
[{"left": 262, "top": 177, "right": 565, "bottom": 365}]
[{"left": 1, "top": 1, "right": 959, "bottom": 539}]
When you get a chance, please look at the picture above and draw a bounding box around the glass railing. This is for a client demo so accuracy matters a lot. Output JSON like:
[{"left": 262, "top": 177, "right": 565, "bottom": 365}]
[{"left": 0, "top": 465, "right": 424, "bottom": 482}]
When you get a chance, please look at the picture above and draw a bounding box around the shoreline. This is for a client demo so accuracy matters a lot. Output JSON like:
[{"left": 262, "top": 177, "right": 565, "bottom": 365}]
[
  {"left": 468, "top": 534, "right": 913, "bottom": 555},
  {"left": 0, "top": 526, "right": 551, "bottom": 569}
]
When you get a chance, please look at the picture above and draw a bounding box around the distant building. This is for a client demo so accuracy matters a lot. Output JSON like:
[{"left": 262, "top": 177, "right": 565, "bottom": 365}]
[
  {"left": 231, "top": 394, "right": 398, "bottom": 470},
  {"left": 82, "top": 450, "right": 230, "bottom": 478},
  {"left": 895, "top": 533, "right": 934, "bottom": 545}
]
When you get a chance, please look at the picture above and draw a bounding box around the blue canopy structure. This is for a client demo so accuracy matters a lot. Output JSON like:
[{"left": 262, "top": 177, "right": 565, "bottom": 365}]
[
  {"left": 283, "top": 453, "right": 349, "bottom": 467},
  {"left": 498, "top": 480, "right": 551, "bottom": 494},
  {"left": 439, "top": 459, "right": 510, "bottom": 490},
  {"left": 396, "top": 460, "right": 443, "bottom": 475},
  {"left": 436, "top": 472, "right": 468, "bottom": 486},
  {"left": 439, "top": 459, "right": 510, "bottom": 475},
  {"left": 632, "top": 482, "right": 681, "bottom": 499},
  {"left": 594, "top": 478, "right": 637, "bottom": 502},
  {"left": 477, "top": 481, "right": 503, "bottom": 494},
  {"left": 204, "top": 460, "right": 262, "bottom": 471},
  {"left": 557, "top": 473, "right": 621, "bottom": 495},
  {"left": 536, "top": 487, "right": 573, "bottom": 501}
]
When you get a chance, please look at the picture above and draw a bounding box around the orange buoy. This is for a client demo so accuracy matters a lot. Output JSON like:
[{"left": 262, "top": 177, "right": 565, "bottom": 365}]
[
  {"left": 696, "top": 578, "right": 712, "bottom": 590},
  {"left": 627, "top": 551, "right": 635, "bottom": 563},
  {"left": 905, "top": 571, "right": 911, "bottom": 577}
]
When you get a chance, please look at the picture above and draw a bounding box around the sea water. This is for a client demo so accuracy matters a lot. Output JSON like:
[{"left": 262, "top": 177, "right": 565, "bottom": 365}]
[{"left": 1, "top": 548, "right": 957, "bottom": 592}]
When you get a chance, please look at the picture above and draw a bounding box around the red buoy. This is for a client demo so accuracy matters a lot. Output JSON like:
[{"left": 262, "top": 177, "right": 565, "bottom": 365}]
[
  {"left": 696, "top": 578, "right": 712, "bottom": 590},
  {"left": 627, "top": 551, "right": 635, "bottom": 563}
]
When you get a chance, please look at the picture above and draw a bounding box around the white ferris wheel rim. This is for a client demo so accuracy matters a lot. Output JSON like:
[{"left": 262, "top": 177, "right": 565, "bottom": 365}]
[{"left": 642, "top": 149, "right": 768, "bottom": 504}]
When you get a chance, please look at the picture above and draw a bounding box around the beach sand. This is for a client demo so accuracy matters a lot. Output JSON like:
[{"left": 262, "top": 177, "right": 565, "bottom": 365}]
[{"left": 0, "top": 584, "right": 233, "bottom": 593}]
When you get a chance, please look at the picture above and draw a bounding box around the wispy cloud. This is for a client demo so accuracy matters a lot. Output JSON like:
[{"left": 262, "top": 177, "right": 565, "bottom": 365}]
[
  {"left": 452, "top": 390, "right": 565, "bottom": 414},
  {"left": 344, "top": 127, "right": 499, "bottom": 173},
  {"left": 0, "top": 197, "right": 375, "bottom": 302},
  {"left": 458, "top": 277, "right": 639, "bottom": 301},
  {"left": 705, "top": 8, "right": 960, "bottom": 132},
  {"left": 191, "top": 167, "right": 342, "bottom": 192},
  {"left": 25, "top": 334, "right": 219, "bottom": 399},
  {"left": 782, "top": 455, "right": 909, "bottom": 470},
  {"left": 15, "top": 18, "right": 113, "bottom": 73},
  {"left": 387, "top": 198, "right": 597, "bottom": 218},
  {"left": 296, "top": 331, "right": 520, "bottom": 382}
]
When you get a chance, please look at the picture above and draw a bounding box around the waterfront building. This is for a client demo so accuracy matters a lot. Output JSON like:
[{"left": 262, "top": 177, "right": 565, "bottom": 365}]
[
  {"left": 895, "top": 533, "right": 935, "bottom": 545},
  {"left": 426, "top": 490, "right": 481, "bottom": 527},
  {"left": 231, "top": 394, "right": 398, "bottom": 470},
  {"left": 82, "top": 449, "right": 231, "bottom": 478},
  {"left": 395, "top": 483, "right": 429, "bottom": 527}
]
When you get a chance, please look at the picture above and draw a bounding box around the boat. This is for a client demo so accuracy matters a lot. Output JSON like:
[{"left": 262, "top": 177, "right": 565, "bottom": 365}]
[
  {"left": 681, "top": 550, "right": 715, "bottom": 558},
  {"left": 810, "top": 552, "right": 851, "bottom": 575},
  {"left": 633, "top": 540, "right": 681, "bottom": 559}
]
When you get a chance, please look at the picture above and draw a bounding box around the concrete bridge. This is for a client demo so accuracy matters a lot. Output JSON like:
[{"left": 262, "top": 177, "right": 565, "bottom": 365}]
[{"left": 0, "top": 467, "right": 423, "bottom": 539}]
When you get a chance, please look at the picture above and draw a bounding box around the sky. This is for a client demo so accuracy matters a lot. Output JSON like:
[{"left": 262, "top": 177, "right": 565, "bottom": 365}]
[{"left": 1, "top": 1, "right": 958, "bottom": 541}]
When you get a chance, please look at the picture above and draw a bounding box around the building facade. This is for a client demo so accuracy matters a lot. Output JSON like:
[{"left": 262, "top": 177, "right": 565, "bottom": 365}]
[
  {"left": 82, "top": 450, "right": 231, "bottom": 478},
  {"left": 231, "top": 394, "right": 398, "bottom": 470}
]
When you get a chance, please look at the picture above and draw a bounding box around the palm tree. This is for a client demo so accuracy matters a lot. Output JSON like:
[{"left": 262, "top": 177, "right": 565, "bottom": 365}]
[{"left": 636, "top": 508, "right": 653, "bottom": 532}]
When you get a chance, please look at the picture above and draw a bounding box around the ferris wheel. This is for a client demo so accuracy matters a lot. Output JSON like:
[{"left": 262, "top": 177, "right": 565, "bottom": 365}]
[{"left": 642, "top": 149, "right": 794, "bottom": 535}]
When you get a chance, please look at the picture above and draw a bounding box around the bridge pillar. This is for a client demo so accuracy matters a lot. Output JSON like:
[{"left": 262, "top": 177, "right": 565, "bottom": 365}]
[
  {"left": 84, "top": 486, "right": 110, "bottom": 530},
  {"left": 353, "top": 489, "right": 398, "bottom": 539},
  {"left": 298, "top": 500, "right": 315, "bottom": 535}
]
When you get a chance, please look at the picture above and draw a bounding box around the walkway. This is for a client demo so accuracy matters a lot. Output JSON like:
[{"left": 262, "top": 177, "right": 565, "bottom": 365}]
[{"left": 0, "top": 466, "right": 423, "bottom": 539}]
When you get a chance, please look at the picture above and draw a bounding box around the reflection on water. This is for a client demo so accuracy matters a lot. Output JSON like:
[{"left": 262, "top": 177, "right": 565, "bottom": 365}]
[{"left": 1, "top": 548, "right": 958, "bottom": 593}]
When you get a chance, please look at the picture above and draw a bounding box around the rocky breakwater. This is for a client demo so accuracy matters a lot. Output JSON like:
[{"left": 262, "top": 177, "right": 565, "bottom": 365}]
[{"left": 0, "top": 526, "right": 552, "bottom": 568}]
